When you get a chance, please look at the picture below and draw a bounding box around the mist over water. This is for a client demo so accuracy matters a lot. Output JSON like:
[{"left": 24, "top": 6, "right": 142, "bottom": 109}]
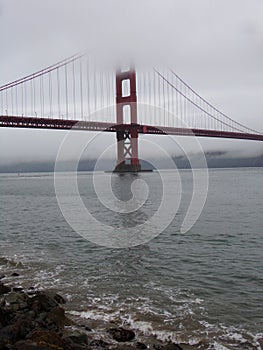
[{"left": 1, "top": 168, "right": 263, "bottom": 349}]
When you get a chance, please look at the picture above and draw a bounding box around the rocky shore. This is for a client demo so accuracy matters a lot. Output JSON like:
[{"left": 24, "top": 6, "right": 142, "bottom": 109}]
[{"left": 0, "top": 275, "right": 184, "bottom": 350}]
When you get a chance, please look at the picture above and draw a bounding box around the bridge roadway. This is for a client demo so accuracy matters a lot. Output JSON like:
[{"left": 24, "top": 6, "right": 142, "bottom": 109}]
[{"left": 1, "top": 115, "right": 263, "bottom": 142}]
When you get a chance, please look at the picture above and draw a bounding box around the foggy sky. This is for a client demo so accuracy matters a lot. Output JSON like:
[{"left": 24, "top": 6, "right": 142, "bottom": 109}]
[{"left": 0, "top": 0, "right": 263, "bottom": 164}]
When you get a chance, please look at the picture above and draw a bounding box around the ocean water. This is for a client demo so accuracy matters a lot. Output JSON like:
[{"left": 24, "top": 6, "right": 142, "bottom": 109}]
[{"left": 0, "top": 168, "right": 262, "bottom": 349}]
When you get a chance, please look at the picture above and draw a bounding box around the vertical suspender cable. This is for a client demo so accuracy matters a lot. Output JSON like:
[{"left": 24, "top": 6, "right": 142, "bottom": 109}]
[
  {"left": 11, "top": 88, "right": 13, "bottom": 116},
  {"left": 79, "top": 58, "right": 83, "bottom": 120},
  {"left": 72, "top": 60, "right": 76, "bottom": 119},
  {"left": 24, "top": 82, "right": 27, "bottom": 117},
  {"left": 94, "top": 69, "right": 97, "bottom": 113},
  {"left": 30, "top": 79, "right": 33, "bottom": 116},
  {"left": 5, "top": 88, "right": 8, "bottom": 115},
  {"left": 65, "top": 65, "right": 68, "bottom": 119},
  {"left": 21, "top": 84, "right": 24, "bottom": 116},
  {"left": 49, "top": 71, "right": 53, "bottom": 118},
  {"left": 57, "top": 68, "right": 61, "bottom": 119}
]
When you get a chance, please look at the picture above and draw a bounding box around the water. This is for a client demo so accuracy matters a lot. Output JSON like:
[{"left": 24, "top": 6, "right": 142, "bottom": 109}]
[{"left": 1, "top": 168, "right": 262, "bottom": 349}]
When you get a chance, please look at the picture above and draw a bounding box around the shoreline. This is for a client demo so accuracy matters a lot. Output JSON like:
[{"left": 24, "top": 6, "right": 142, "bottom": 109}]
[{"left": 0, "top": 274, "right": 189, "bottom": 350}]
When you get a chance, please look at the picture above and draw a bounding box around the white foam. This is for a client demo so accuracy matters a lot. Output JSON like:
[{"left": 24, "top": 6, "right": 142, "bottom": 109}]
[
  {"left": 69, "top": 309, "right": 120, "bottom": 323},
  {"left": 210, "top": 342, "right": 230, "bottom": 350}
]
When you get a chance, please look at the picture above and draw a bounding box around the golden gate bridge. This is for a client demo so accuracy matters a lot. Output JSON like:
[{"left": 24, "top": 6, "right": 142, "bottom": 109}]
[{"left": 0, "top": 53, "right": 262, "bottom": 172}]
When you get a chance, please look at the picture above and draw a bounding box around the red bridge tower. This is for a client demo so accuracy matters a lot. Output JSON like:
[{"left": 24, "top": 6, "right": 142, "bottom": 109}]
[{"left": 114, "top": 68, "right": 141, "bottom": 172}]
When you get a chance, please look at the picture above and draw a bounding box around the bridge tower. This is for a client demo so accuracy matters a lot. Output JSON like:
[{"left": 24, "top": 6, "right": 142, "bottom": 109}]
[{"left": 113, "top": 68, "right": 141, "bottom": 172}]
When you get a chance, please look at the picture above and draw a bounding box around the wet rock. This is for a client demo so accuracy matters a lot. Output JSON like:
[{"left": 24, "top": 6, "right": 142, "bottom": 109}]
[
  {"left": 11, "top": 272, "right": 20, "bottom": 277},
  {"left": 89, "top": 339, "right": 109, "bottom": 348},
  {"left": 108, "top": 327, "right": 135, "bottom": 342},
  {"left": 26, "top": 329, "right": 71, "bottom": 349},
  {"left": 0, "top": 321, "right": 27, "bottom": 345},
  {"left": 51, "top": 292, "right": 66, "bottom": 304},
  {"left": 4, "top": 291, "right": 29, "bottom": 312},
  {"left": 13, "top": 287, "right": 23, "bottom": 292},
  {"left": 0, "top": 307, "right": 8, "bottom": 327},
  {"left": 160, "top": 344, "right": 183, "bottom": 350},
  {"left": 29, "top": 291, "right": 59, "bottom": 312},
  {"left": 136, "top": 341, "right": 147, "bottom": 349},
  {"left": 65, "top": 331, "right": 89, "bottom": 345},
  {"left": 11, "top": 341, "right": 59, "bottom": 350},
  {"left": 0, "top": 274, "right": 6, "bottom": 280},
  {"left": 79, "top": 324, "right": 92, "bottom": 332},
  {"left": 46, "top": 306, "right": 73, "bottom": 328},
  {"left": 0, "top": 282, "right": 11, "bottom": 295}
]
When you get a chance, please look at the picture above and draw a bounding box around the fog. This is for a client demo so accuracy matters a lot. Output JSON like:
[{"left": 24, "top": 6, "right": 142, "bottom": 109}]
[{"left": 0, "top": 0, "right": 263, "bottom": 165}]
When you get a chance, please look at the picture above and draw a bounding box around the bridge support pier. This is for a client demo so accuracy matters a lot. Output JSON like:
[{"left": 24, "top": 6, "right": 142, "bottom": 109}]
[{"left": 113, "top": 68, "right": 141, "bottom": 173}]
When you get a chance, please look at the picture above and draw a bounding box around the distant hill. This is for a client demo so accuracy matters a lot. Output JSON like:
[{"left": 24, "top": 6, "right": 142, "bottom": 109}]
[{"left": 0, "top": 153, "right": 262, "bottom": 173}]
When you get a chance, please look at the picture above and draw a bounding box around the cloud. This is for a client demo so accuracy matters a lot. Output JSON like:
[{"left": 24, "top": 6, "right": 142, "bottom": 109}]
[{"left": 0, "top": 0, "right": 263, "bottom": 163}]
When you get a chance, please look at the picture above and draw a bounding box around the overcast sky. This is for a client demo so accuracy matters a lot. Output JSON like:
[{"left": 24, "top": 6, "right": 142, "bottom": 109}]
[{"left": 0, "top": 0, "right": 263, "bottom": 164}]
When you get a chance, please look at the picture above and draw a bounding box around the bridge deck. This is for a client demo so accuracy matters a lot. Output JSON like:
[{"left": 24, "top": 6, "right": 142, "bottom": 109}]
[{"left": 1, "top": 115, "right": 263, "bottom": 142}]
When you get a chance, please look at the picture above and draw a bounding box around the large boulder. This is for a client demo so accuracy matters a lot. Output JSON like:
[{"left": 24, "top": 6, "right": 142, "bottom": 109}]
[{"left": 28, "top": 291, "right": 65, "bottom": 313}]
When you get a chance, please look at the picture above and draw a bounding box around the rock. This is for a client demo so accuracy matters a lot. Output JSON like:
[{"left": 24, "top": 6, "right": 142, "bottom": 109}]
[
  {"left": 0, "top": 282, "right": 11, "bottom": 295},
  {"left": 51, "top": 292, "right": 66, "bottom": 305},
  {"left": 136, "top": 341, "right": 147, "bottom": 349},
  {"left": 89, "top": 339, "right": 109, "bottom": 348},
  {"left": 79, "top": 324, "right": 92, "bottom": 332},
  {"left": 29, "top": 292, "right": 59, "bottom": 312},
  {"left": 11, "top": 340, "right": 58, "bottom": 350},
  {"left": 0, "top": 274, "right": 6, "bottom": 280},
  {"left": 28, "top": 291, "right": 66, "bottom": 314},
  {"left": 26, "top": 329, "right": 71, "bottom": 349},
  {"left": 0, "top": 319, "right": 31, "bottom": 345},
  {"left": 108, "top": 327, "right": 135, "bottom": 342},
  {"left": 13, "top": 287, "right": 23, "bottom": 292},
  {"left": 162, "top": 344, "right": 183, "bottom": 350},
  {"left": 11, "top": 272, "right": 20, "bottom": 277},
  {"left": 3, "top": 291, "right": 29, "bottom": 313},
  {"left": 65, "top": 332, "right": 89, "bottom": 345},
  {"left": 46, "top": 306, "right": 73, "bottom": 328},
  {"left": 0, "top": 307, "right": 8, "bottom": 327}
]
